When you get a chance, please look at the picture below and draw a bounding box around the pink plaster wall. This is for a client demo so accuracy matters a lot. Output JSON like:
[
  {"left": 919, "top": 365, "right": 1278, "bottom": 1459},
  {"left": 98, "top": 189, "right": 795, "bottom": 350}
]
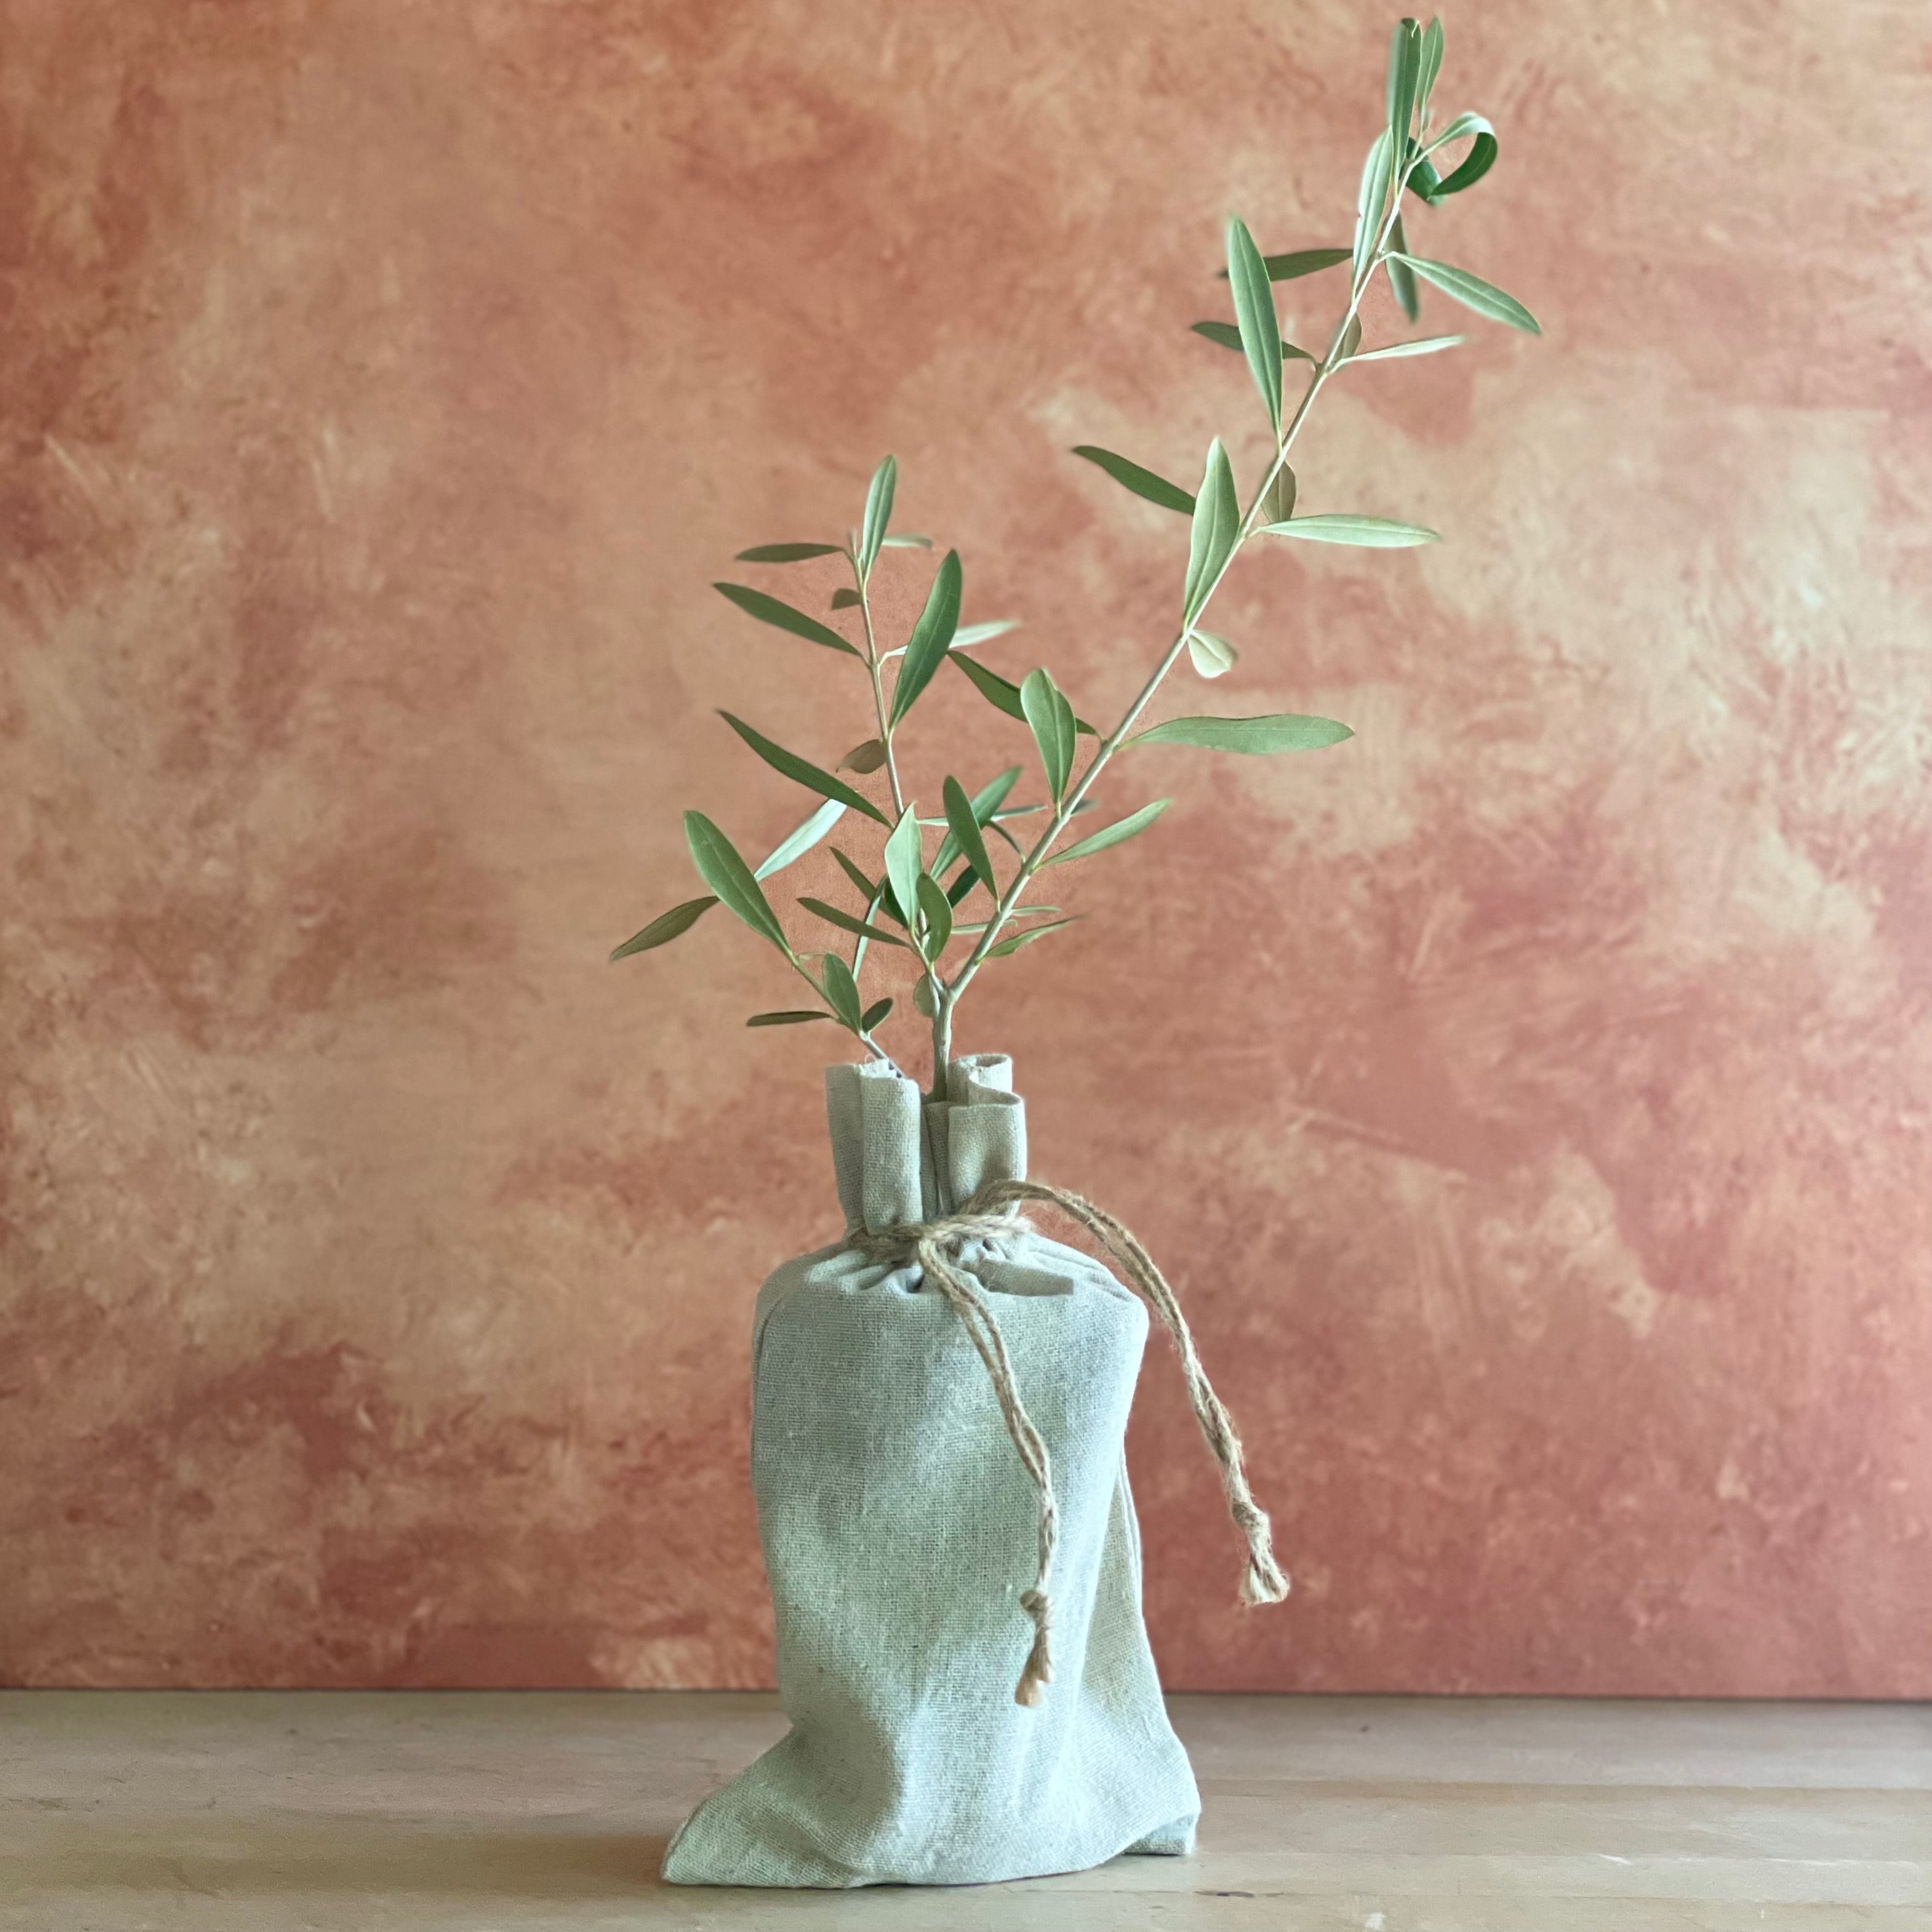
[{"left": 3, "top": 1, "right": 1928, "bottom": 1694}]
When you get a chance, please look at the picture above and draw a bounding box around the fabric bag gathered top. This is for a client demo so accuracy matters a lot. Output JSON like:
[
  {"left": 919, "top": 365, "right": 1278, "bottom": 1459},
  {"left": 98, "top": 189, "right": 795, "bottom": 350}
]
[{"left": 662, "top": 1053, "right": 1285, "bottom": 1888}]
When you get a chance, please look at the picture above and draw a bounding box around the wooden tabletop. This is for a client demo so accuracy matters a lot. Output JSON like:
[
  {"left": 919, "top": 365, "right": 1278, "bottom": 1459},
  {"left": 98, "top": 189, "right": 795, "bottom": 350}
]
[{"left": 4, "top": 1690, "right": 1928, "bottom": 1929}]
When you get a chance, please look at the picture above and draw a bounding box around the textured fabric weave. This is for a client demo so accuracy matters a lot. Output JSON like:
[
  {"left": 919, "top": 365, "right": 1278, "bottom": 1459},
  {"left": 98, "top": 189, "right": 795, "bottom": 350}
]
[{"left": 661, "top": 1054, "right": 1200, "bottom": 1887}]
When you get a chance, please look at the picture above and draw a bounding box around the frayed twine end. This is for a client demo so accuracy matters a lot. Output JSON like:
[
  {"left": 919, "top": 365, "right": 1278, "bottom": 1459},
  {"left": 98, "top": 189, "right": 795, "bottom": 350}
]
[
  {"left": 1240, "top": 1551, "right": 1291, "bottom": 1606},
  {"left": 1015, "top": 1587, "right": 1054, "bottom": 1707}
]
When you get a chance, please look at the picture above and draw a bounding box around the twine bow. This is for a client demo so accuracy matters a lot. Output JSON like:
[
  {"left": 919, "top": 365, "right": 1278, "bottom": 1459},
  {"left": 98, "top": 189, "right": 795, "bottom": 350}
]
[{"left": 845, "top": 1177, "right": 1288, "bottom": 1708}]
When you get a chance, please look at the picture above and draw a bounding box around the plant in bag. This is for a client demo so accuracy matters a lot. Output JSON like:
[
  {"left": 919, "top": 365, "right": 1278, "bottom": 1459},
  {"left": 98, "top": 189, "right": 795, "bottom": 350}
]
[{"left": 621, "top": 19, "right": 1539, "bottom": 1889}]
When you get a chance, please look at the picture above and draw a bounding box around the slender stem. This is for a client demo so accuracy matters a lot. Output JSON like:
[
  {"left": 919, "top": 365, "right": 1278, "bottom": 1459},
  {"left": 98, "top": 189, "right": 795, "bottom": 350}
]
[
  {"left": 849, "top": 539, "right": 944, "bottom": 1085},
  {"left": 940, "top": 153, "right": 1415, "bottom": 1020},
  {"left": 852, "top": 549, "right": 908, "bottom": 822}
]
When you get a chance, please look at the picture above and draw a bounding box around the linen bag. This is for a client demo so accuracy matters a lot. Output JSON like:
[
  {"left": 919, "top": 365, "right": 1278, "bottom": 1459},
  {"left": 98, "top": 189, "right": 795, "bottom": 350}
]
[{"left": 663, "top": 1053, "right": 1268, "bottom": 1888}]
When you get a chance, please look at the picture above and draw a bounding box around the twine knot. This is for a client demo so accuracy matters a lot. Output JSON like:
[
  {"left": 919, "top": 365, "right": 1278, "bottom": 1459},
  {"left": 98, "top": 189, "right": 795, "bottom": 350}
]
[{"left": 844, "top": 1177, "right": 1288, "bottom": 1708}]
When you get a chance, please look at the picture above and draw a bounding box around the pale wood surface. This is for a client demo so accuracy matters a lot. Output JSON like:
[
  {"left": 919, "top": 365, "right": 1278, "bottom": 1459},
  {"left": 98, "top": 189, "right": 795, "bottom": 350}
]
[{"left": 3, "top": 1691, "right": 1928, "bottom": 1929}]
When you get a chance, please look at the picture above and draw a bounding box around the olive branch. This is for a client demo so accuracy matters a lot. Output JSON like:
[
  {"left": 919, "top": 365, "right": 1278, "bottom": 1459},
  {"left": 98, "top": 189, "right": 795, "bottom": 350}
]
[{"left": 612, "top": 16, "right": 1539, "bottom": 1097}]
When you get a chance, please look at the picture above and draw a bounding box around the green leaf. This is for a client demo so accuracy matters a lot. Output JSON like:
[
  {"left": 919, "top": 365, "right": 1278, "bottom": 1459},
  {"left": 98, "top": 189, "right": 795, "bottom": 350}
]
[
  {"left": 1347, "top": 334, "right": 1464, "bottom": 364},
  {"left": 684, "top": 812, "right": 791, "bottom": 954},
  {"left": 1260, "top": 513, "right": 1439, "bottom": 547},
  {"left": 1186, "top": 629, "right": 1239, "bottom": 679},
  {"left": 1418, "top": 16, "right": 1444, "bottom": 108},
  {"left": 1433, "top": 131, "right": 1498, "bottom": 198},
  {"left": 719, "top": 713, "right": 889, "bottom": 824},
  {"left": 1225, "top": 215, "right": 1282, "bottom": 432},
  {"left": 986, "top": 915, "right": 1080, "bottom": 958},
  {"left": 949, "top": 650, "right": 1099, "bottom": 734},
  {"left": 713, "top": 582, "right": 862, "bottom": 657},
  {"left": 933, "top": 765, "right": 1020, "bottom": 877},
  {"left": 1128, "top": 713, "right": 1354, "bottom": 753},
  {"left": 1190, "top": 320, "right": 1315, "bottom": 362},
  {"left": 879, "top": 532, "right": 932, "bottom": 549},
  {"left": 860, "top": 997, "right": 893, "bottom": 1032},
  {"left": 1216, "top": 247, "right": 1351, "bottom": 283},
  {"left": 859, "top": 455, "right": 896, "bottom": 578},
  {"left": 1043, "top": 798, "right": 1171, "bottom": 867},
  {"left": 830, "top": 847, "right": 906, "bottom": 926},
  {"left": 1070, "top": 446, "right": 1195, "bottom": 515},
  {"left": 888, "top": 549, "right": 964, "bottom": 728},
  {"left": 837, "top": 738, "right": 887, "bottom": 774},
  {"left": 1408, "top": 153, "right": 1444, "bottom": 202},
  {"left": 818, "top": 952, "right": 865, "bottom": 1032},
  {"left": 942, "top": 775, "right": 999, "bottom": 897},
  {"left": 1385, "top": 214, "right": 1421, "bottom": 322},
  {"left": 1392, "top": 254, "right": 1540, "bottom": 333},
  {"left": 914, "top": 873, "right": 954, "bottom": 960},
  {"left": 799, "top": 896, "right": 910, "bottom": 949},
  {"left": 953, "top": 619, "right": 1018, "bottom": 649},
  {"left": 734, "top": 542, "right": 843, "bottom": 563},
  {"left": 609, "top": 894, "right": 716, "bottom": 962},
  {"left": 1182, "top": 438, "right": 1240, "bottom": 624},
  {"left": 1020, "top": 667, "right": 1077, "bottom": 802},
  {"left": 830, "top": 587, "right": 862, "bottom": 609},
  {"left": 883, "top": 805, "right": 924, "bottom": 942},
  {"left": 1258, "top": 464, "right": 1297, "bottom": 528},
  {"left": 754, "top": 799, "right": 847, "bottom": 880},
  {"left": 1354, "top": 128, "right": 1395, "bottom": 283},
  {"left": 747, "top": 1009, "right": 830, "bottom": 1027},
  {"left": 1387, "top": 16, "right": 1421, "bottom": 153},
  {"left": 956, "top": 904, "right": 1058, "bottom": 933}
]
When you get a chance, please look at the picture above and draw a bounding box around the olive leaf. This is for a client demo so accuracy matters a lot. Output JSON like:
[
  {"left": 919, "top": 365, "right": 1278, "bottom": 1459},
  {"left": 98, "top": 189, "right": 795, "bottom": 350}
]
[
  {"left": 914, "top": 873, "right": 954, "bottom": 961},
  {"left": 799, "top": 897, "right": 910, "bottom": 948},
  {"left": 818, "top": 952, "right": 866, "bottom": 1032},
  {"left": 942, "top": 775, "right": 1000, "bottom": 897},
  {"left": 1127, "top": 713, "right": 1353, "bottom": 753},
  {"left": 609, "top": 895, "right": 716, "bottom": 963},
  {"left": 1353, "top": 128, "right": 1395, "bottom": 284},
  {"left": 1347, "top": 334, "right": 1465, "bottom": 363},
  {"left": 684, "top": 812, "right": 791, "bottom": 953},
  {"left": 880, "top": 532, "right": 933, "bottom": 549},
  {"left": 1020, "top": 668, "right": 1078, "bottom": 801},
  {"left": 1258, "top": 465, "right": 1297, "bottom": 528},
  {"left": 860, "top": 997, "right": 893, "bottom": 1032},
  {"left": 837, "top": 738, "right": 888, "bottom": 774},
  {"left": 1418, "top": 15, "right": 1444, "bottom": 108},
  {"left": 735, "top": 542, "right": 843, "bottom": 563},
  {"left": 747, "top": 1010, "right": 830, "bottom": 1027},
  {"left": 719, "top": 712, "right": 889, "bottom": 823},
  {"left": 1387, "top": 16, "right": 1422, "bottom": 152},
  {"left": 1260, "top": 514, "right": 1439, "bottom": 547},
  {"left": 1185, "top": 629, "right": 1240, "bottom": 679},
  {"left": 986, "top": 915, "right": 1079, "bottom": 958},
  {"left": 713, "top": 583, "right": 862, "bottom": 657},
  {"left": 753, "top": 799, "right": 847, "bottom": 879},
  {"left": 1211, "top": 246, "right": 1351, "bottom": 283},
  {"left": 933, "top": 766, "right": 1020, "bottom": 879},
  {"left": 1043, "top": 798, "right": 1171, "bottom": 866},
  {"left": 1070, "top": 446, "right": 1196, "bottom": 515},
  {"left": 858, "top": 454, "right": 896, "bottom": 578},
  {"left": 883, "top": 805, "right": 925, "bottom": 942},
  {"left": 952, "top": 619, "right": 1019, "bottom": 649},
  {"left": 1192, "top": 321, "right": 1316, "bottom": 362},
  {"left": 1385, "top": 214, "right": 1421, "bottom": 322},
  {"left": 889, "top": 549, "right": 964, "bottom": 727},
  {"left": 950, "top": 650, "right": 1099, "bottom": 734},
  {"left": 1389, "top": 253, "right": 1539, "bottom": 333},
  {"left": 830, "top": 847, "right": 906, "bottom": 925},
  {"left": 1226, "top": 214, "right": 1283, "bottom": 432},
  {"left": 1182, "top": 438, "right": 1240, "bottom": 623}
]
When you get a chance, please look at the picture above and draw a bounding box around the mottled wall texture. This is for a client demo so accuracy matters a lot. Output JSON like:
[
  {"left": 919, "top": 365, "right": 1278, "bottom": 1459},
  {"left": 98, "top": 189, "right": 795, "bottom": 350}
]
[{"left": 4, "top": 0, "right": 1929, "bottom": 1695}]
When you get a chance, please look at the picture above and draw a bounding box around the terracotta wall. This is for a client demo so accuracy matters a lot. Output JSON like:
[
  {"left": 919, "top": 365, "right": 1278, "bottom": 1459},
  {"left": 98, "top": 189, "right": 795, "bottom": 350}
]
[{"left": 4, "top": 0, "right": 1927, "bottom": 1694}]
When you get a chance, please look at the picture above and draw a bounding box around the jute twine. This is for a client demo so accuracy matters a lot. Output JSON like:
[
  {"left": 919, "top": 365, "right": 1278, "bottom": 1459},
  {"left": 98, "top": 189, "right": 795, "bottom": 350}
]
[{"left": 845, "top": 1176, "right": 1289, "bottom": 1708}]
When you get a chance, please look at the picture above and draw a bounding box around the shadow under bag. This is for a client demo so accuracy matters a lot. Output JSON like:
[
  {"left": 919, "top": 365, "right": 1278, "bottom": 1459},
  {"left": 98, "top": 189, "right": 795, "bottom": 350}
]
[{"left": 662, "top": 1054, "right": 1206, "bottom": 1887}]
